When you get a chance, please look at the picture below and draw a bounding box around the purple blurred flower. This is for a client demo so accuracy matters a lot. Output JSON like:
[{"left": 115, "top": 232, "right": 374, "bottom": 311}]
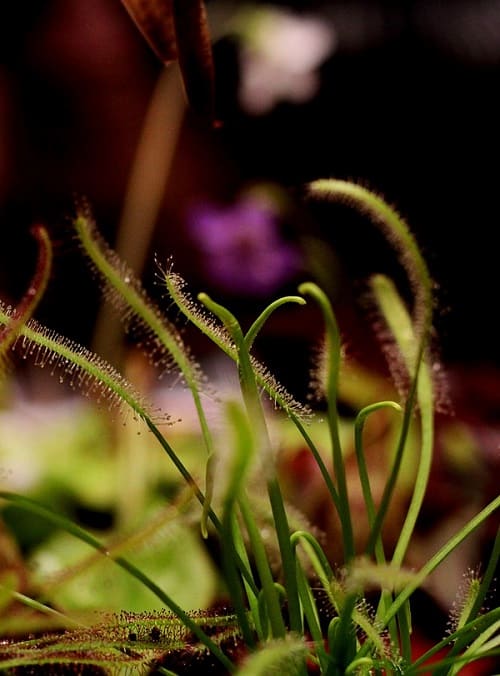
[{"left": 187, "top": 193, "right": 302, "bottom": 296}]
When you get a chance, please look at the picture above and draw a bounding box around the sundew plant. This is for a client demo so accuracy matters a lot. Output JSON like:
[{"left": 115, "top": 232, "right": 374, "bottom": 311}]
[
  {"left": 1, "top": 2, "right": 500, "bottom": 674},
  {"left": 0, "top": 179, "right": 499, "bottom": 675}
]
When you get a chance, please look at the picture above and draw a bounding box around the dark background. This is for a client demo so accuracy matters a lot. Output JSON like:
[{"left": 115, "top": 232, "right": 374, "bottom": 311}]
[{"left": 0, "top": 0, "right": 499, "bottom": 369}]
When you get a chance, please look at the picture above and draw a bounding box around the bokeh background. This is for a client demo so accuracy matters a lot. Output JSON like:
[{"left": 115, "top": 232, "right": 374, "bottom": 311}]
[
  {"left": 0, "top": 2, "right": 499, "bottom": 663},
  {"left": 1, "top": 0, "right": 499, "bottom": 367}
]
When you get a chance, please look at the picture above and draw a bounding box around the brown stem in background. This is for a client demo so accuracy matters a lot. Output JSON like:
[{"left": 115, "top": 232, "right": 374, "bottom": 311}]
[
  {"left": 120, "top": 0, "right": 216, "bottom": 124},
  {"left": 0, "top": 225, "right": 52, "bottom": 371}
]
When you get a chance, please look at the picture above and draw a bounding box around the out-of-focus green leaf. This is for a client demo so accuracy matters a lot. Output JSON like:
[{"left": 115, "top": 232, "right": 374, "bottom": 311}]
[{"left": 29, "top": 518, "right": 218, "bottom": 613}]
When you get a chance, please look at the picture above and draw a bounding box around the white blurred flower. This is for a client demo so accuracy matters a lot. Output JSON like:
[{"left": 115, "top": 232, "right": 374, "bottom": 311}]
[{"left": 235, "top": 6, "right": 337, "bottom": 115}]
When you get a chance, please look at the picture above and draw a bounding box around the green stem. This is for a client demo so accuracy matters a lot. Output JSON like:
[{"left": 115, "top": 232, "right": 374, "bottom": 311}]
[
  {"left": 266, "top": 476, "right": 303, "bottom": 634},
  {"left": 344, "top": 658, "right": 375, "bottom": 675},
  {"left": 164, "top": 270, "right": 311, "bottom": 424},
  {"left": 412, "top": 650, "right": 500, "bottom": 675},
  {"left": 230, "top": 513, "right": 263, "bottom": 640},
  {"left": 396, "top": 600, "right": 412, "bottom": 665},
  {"left": 290, "top": 530, "right": 335, "bottom": 596},
  {"left": 371, "top": 275, "right": 434, "bottom": 566},
  {"left": 74, "top": 214, "right": 217, "bottom": 537},
  {"left": 145, "top": 417, "right": 212, "bottom": 512},
  {"left": 306, "top": 180, "right": 433, "bottom": 342},
  {"left": 430, "top": 526, "right": 500, "bottom": 676},
  {"left": 294, "top": 562, "right": 331, "bottom": 672},
  {"left": 354, "top": 401, "right": 402, "bottom": 563},
  {"left": 407, "top": 607, "right": 500, "bottom": 672},
  {"left": 221, "top": 511, "right": 256, "bottom": 648},
  {"left": 328, "top": 592, "right": 358, "bottom": 675},
  {"left": 145, "top": 416, "right": 259, "bottom": 598},
  {"left": 290, "top": 415, "right": 341, "bottom": 511},
  {"left": 221, "top": 401, "right": 259, "bottom": 647},
  {"left": 244, "top": 296, "right": 305, "bottom": 351},
  {"left": 364, "top": 389, "right": 416, "bottom": 557},
  {"left": 199, "top": 293, "right": 302, "bottom": 634},
  {"left": 165, "top": 268, "right": 341, "bottom": 518},
  {"left": 307, "top": 181, "right": 435, "bottom": 567},
  {"left": 238, "top": 494, "right": 286, "bottom": 638},
  {"left": 0, "top": 586, "right": 86, "bottom": 629},
  {"left": 355, "top": 401, "right": 402, "bottom": 649},
  {"left": 0, "top": 304, "right": 165, "bottom": 428},
  {"left": 299, "top": 282, "right": 354, "bottom": 561},
  {"left": 382, "top": 495, "right": 500, "bottom": 627},
  {"left": 339, "top": 496, "right": 500, "bottom": 664}
]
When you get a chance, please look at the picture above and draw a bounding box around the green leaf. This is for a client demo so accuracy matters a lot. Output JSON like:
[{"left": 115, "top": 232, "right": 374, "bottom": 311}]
[
  {"left": 0, "top": 609, "right": 240, "bottom": 674},
  {"left": 29, "top": 519, "right": 217, "bottom": 613}
]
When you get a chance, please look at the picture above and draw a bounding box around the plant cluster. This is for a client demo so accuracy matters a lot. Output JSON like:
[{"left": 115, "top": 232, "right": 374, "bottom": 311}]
[
  {"left": 0, "top": 2, "right": 498, "bottom": 673},
  {"left": 0, "top": 181, "right": 498, "bottom": 675}
]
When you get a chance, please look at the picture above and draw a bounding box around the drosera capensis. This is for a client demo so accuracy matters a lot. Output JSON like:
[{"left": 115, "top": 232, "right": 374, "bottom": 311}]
[{"left": 0, "top": 181, "right": 498, "bottom": 675}]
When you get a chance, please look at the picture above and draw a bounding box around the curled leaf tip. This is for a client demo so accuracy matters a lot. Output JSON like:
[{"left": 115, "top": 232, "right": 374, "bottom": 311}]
[{"left": 0, "top": 223, "right": 53, "bottom": 375}]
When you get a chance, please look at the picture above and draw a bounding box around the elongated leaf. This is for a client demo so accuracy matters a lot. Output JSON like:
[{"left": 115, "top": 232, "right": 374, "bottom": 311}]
[
  {"left": 163, "top": 268, "right": 311, "bottom": 424},
  {"left": 0, "top": 303, "right": 166, "bottom": 425},
  {"left": 0, "top": 225, "right": 52, "bottom": 375},
  {"left": 74, "top": 206, "right": 218, "bottom": 536},
  {"left": 0, "top": 609, "right": 240, "bottom": 674}
]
